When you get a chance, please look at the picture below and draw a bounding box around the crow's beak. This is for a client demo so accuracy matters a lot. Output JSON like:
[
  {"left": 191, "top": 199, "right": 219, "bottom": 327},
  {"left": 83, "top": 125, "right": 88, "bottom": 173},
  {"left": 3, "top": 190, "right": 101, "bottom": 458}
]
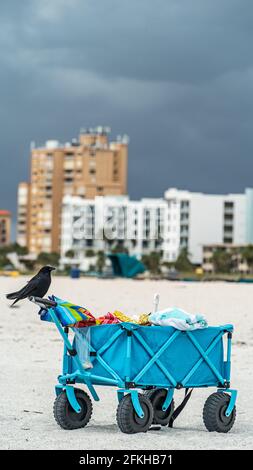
[{"left": 50, "top": 267, "right": 56, "bottom": 271}]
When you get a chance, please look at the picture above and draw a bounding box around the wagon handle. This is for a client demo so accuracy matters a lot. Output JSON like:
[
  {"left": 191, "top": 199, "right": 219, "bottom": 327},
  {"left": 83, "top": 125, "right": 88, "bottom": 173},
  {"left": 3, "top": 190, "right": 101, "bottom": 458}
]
[{"left": 29, "top": 296, "right": 57, "bottom": 309}]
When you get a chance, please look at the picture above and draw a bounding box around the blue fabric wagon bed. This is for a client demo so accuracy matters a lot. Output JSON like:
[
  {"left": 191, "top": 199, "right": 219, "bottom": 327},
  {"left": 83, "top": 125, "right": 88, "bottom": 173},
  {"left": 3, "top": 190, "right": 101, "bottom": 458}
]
[
  {"left": 73, "top": 323, "right": 228, "bottom": 389},
  {"left": 31, "top": 296, "right": 238, "bottom": 434}
]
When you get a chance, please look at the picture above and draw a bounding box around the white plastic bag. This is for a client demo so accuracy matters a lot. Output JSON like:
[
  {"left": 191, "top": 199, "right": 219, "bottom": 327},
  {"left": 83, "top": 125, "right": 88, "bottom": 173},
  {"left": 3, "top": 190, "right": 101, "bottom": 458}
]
[{"left": 74, "top": 327, "right": 93, "bottom": 369}]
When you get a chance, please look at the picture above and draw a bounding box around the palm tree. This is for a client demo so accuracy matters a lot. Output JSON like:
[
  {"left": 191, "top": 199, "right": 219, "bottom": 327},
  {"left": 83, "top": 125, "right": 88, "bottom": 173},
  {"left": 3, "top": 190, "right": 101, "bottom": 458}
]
[
  {"left": 37, "top": 252, "right": 60, "bottom": 267},
  {"left": 96, "top": 251, "right": 105, "bottom": 273},
  {"left": 85, "top": 249, "right": 95, "bottom": 257},
  {"left": 212, "top": 248, "right": 233, "bottom": 273},
  {"left": 142, "top": 251, "right": 161, "bottom": 274},
  {"left": 240, "top": 245, "right": 253, "bottom": 273},
  {"left": 175, "top": 248, "right": 193, "bottom": 272},
  {"left": 65, "top": 249, "right": 75, "bottom": 258},
  {"left": 111, "top": 242, "right": 129, "bottom": 254}
]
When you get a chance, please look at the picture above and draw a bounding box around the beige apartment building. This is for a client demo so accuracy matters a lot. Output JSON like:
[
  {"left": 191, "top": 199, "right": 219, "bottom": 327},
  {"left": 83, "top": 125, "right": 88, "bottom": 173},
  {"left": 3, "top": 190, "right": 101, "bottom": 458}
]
[
  {"left": 0, "top": 210, "right": 11, "bottom": 247},
  {"left": 17, "top": 127, "right": 128, "bottom": 254}
]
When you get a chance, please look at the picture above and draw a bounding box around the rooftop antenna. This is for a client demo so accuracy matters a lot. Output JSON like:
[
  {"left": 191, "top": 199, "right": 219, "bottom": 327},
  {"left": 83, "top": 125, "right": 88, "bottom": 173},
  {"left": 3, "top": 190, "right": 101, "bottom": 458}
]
[{"left": 122, "top": 134, "right": 130, "bottom": 144}]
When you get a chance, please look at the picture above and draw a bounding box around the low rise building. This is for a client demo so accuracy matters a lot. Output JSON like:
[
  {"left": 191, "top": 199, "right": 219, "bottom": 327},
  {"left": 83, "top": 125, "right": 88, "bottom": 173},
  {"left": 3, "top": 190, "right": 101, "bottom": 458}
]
[
  {"left": 0, "top": 210, "right": 11, "bottom": 247},
  {"left": 202, "top": 244, "right": 250, "bottom": 273}
]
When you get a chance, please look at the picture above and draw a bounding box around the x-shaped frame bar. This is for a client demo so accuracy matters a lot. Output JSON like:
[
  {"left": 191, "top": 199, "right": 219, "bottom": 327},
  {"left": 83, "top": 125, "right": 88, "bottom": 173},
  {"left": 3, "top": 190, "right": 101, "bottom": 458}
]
[
  {"left": 75, "top": 327, "right": 125, "bottom": 385},
  {"left": 132, "top": 329, "right": 180, "bottom": 386},
  {"left": 132, "top": 328, "right": 225, "bottom": 387},
  {"left": 181, "top": 331, "right": 225, "bottom": 386}
]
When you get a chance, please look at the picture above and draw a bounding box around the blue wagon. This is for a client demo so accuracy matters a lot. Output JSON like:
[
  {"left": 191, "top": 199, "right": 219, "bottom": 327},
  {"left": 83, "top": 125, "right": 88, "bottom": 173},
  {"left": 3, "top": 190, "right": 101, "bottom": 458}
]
[{"left": 31, "top": 297, "right": 237, "bottom": 434}]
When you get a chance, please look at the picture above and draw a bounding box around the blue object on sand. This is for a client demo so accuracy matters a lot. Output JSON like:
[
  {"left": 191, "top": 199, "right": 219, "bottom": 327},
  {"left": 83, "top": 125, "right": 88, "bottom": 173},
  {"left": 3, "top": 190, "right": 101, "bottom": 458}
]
[
  {"left": 70, "top": 267, "right": 80, "bottom": 279},
  {"left": 107, "top": 253, "right": 146, "bottom": 278}
]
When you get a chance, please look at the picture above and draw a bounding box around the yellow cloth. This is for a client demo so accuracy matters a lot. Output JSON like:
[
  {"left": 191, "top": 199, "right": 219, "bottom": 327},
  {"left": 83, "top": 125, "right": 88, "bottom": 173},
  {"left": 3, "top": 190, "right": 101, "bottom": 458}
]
[
  {"left": 137, "top": 313, "right": 151, "bottom": 325},
  {"left": 113, "top": 310, "right": 150, "bottom": 325},
  {"left": 113, "top": 310, "right": 138, "bottom": 323}
]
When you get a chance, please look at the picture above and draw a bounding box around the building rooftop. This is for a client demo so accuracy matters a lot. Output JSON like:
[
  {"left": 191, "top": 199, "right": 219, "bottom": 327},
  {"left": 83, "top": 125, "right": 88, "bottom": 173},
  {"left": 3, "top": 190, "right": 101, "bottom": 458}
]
[
  {"left": 0, "top": 210, "right": 11, "bottom": 216},
  {"left": 31, "top": 127, "right": 129, "bottom": 151}
]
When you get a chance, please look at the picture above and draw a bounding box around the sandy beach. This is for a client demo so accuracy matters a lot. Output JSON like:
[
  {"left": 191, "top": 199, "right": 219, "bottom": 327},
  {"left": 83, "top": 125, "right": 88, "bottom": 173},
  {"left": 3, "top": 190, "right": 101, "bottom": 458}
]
[{"left": 0, "top": 276, "right": 252, "bottom": 450}]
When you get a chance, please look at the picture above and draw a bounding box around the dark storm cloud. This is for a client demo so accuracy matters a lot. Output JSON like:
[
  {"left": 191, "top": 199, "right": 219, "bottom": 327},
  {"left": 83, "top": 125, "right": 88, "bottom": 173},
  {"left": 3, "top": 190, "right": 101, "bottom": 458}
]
[{"left": 1, "top": 0, "right": 253, "bottom": 236}]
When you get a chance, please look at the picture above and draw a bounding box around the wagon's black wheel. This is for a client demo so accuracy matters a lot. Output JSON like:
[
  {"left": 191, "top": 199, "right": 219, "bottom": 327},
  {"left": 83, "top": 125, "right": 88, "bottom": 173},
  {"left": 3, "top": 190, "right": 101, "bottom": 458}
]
[
  {"left": 144, "top": 389, "right": 175, "bottom": 426},
  {"left": 53, "top": 388, "right": 93, "bottom": 430},
  {"left": 203, "top": 392, "right": 236, "bottom": 433},
  {"left": 116, "top": 394, "right": 153, "bottom": 434}
]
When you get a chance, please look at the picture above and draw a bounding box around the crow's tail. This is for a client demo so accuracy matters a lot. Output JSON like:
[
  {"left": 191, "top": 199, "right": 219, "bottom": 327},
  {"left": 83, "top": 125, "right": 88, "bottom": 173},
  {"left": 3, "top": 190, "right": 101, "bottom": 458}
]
[
  {"left": 6, "top": 292, "right": 19, "bottom": 300},
  {"left": 10, "top": 298, "right": 20, "bottom": 307}
]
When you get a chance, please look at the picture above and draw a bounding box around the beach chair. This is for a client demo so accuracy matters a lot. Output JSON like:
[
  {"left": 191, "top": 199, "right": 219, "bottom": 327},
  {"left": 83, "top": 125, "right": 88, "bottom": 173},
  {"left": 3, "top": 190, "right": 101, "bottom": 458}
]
[{"left": 30, "top": 296, "right": 237, "bottom": 434}]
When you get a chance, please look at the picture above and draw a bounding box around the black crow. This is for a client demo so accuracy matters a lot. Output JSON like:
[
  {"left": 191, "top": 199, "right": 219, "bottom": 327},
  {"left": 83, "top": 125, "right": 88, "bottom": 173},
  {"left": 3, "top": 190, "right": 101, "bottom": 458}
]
[{"left": 6, "top": 266, "right": 55, "bottom": 307}]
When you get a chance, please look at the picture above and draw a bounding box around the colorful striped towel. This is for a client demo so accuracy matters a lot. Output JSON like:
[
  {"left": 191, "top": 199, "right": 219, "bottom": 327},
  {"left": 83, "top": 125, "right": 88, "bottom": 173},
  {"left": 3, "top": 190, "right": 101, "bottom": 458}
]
[{"left": 40, "top": 296, "right": 96, "bottom": 327}]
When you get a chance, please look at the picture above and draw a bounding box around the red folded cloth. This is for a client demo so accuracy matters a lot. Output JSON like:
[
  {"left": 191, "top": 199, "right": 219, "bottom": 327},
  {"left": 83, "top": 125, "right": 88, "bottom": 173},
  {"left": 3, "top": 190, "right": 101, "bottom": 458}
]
[
  {"left": 72, "top": 317, "right": 96, "bottom": 328},
  {"left": 97, "top": 312, "right": 120, "bottom": 324}
]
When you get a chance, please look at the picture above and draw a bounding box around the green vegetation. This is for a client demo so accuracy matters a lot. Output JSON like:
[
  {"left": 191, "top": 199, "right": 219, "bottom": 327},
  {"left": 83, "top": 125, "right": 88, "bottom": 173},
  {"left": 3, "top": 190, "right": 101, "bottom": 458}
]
[
  {"left": 175, "top": 248, "right": 193, "bottom": 272},
  {"left": 37, "top": 252, "right": 60, "bottom": 267},
  {"left": 142, "top": 251, "right": 162, "bottom": 275},
  {"left": 240, "top": 245, "right": 253, "bottom": 273},
  {"left": 65, "top": 249, "right": 75, "bottom": 258},
  {"left": 0, "top": 243, "right": 28, "bottom": 269},
  {"left": 212, "top": 248, "right": 234, "bottom": 274},
  {"left": 96, "top": 250, "right": 106, "bottom": 273},
  {"left": 0, "top": 252, "right": 9, "bottom": 269},
  {"left": 85, "top": 249, "right": 95, "bottom": 257},
  {"left": 110, "top": 243, "right": 129, "bottom": 254},
  {"left": 3, "top": 240, "right": 253, "bottom": 280}
]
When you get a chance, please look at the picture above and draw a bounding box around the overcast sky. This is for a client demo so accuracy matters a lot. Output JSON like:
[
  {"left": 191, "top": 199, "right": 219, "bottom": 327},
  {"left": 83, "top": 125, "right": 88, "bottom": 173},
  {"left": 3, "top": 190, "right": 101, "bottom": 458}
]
[{"left": 1, "top": 0, "right": 253, "bottom": 226}]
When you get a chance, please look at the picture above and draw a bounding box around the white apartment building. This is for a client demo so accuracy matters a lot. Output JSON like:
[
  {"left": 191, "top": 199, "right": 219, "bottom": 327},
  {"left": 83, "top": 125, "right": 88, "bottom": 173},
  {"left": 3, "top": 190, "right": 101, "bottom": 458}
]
[
  {"left": 61, "top": 188, "right": 253, "bottom": 265},
  {"left": 61, "top": 195, "right": 181, "bottom": 263},
  {"left": 164, "top": 188, "right": 251, "bottom": 263}
]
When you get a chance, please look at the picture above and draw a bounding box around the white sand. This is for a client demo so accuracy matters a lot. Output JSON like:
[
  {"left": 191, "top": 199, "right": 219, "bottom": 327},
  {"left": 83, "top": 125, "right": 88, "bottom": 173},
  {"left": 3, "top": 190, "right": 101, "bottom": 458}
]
[{"left": 0, "top": 276, "right": 253, "bottom": 450}]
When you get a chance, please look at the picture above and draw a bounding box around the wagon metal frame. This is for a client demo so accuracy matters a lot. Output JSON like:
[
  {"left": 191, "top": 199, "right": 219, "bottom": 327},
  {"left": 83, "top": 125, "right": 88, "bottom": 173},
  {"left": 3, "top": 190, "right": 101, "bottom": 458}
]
[{"left": 48, "top": 306, "right": 237, "bottom": 423}]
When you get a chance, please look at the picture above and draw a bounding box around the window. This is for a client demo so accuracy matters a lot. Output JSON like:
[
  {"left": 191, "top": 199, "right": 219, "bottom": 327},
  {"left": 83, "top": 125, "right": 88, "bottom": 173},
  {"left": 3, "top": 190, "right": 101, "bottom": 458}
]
[
  {"left": 224, "top": 214, "right": 233, "bottom": 221},
  {"left": 224, "top": 225, "right": 233, "bottom": 233},
  {"left": 224, "top": 201, "right": 234, "bottom": 208}
]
